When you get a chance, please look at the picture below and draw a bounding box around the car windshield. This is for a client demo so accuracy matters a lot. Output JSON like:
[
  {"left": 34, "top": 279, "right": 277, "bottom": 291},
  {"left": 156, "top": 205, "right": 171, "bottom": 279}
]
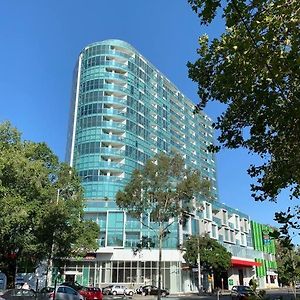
[{"left": 239, "top": 286, "right": 252, "bottom": 292}]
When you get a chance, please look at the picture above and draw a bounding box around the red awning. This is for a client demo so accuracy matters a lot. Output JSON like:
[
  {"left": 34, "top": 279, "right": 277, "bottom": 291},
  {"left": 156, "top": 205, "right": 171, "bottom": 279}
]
[{"left": 231, "top": 258, "right": 262, "bottom": 267}]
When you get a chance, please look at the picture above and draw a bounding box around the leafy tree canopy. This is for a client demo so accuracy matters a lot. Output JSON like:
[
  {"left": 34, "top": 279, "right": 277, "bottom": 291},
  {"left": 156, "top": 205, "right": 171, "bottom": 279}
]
[
  {"left": 275, "top": 240, "right": 300, "bottom": 286},
  {"left": 0, "top": 122, "right": 99, "bottom": 278},
  {"left": 187, "top": 0, "right": 300, "bottom": 235},
  {"left": 116, "top": 152, "right": 210, "bottom": 299},
  {"left": 183, "top": 235, "right": 232, "bottom": 273},
  {"left": 116, "top": 152, "right": 210, "bottom": 226}
]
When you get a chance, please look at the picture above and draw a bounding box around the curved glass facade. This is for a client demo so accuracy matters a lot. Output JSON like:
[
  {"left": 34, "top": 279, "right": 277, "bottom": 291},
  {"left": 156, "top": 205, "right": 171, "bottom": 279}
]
[
  {"left": 67, "top": 39, "right": 218, "bottom": 248},
  {"left": 65, "top": 40, "right": 277, "bottom": 292}
]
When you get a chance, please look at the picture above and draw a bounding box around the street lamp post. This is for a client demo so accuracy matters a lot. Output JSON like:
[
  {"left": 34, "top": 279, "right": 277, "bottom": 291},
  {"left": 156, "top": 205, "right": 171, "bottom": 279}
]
[
  {"left": 198, "top": 237, "right": 202, "bottom": 294},
  {"left": 46, "top": 188, "right": 60, "bottom": 287}
]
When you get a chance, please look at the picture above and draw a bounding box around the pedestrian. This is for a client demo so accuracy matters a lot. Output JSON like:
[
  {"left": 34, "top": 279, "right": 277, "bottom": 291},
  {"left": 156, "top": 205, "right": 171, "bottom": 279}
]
[{"left": 249, "top": 277, "right": 257, "bottom": 291}]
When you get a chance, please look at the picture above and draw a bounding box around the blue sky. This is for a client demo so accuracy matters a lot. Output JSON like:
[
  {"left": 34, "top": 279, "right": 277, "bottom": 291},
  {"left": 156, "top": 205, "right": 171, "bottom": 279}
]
[{"left": 0, "top": 1, "right": 291, "bottom": 234}]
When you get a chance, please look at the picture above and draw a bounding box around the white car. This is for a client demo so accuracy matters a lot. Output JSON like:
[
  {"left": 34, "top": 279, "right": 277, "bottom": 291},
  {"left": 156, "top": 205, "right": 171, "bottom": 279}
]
[{"left": 109, "top": 285, "right": 134, "bottom": 296}]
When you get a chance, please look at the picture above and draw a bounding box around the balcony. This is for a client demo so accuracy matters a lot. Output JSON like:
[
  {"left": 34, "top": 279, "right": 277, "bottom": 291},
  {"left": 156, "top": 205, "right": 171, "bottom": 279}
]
[
  {"left": 100, "top": 147, "right": 124, "bottom": 157},
  {"left": 102, "top": 60, "right": 128, "bottom": 70},
  {"left": 98, "top": 161, "right": 124, "bottom": 171},
  {"left": 101, "top": 134, "right": 124, "bottom": 142},
  {"left": 221, "top": 242, "right": 263, "bottom": 260},
  {"left": 102, "top": 121, "right": 125, "bottom": 130},
  {"left": 105, "top": 71, "right": 127, "bottom": 81},
  {"left": 102, "top": 108, "right": 126, "bottom": 120}
]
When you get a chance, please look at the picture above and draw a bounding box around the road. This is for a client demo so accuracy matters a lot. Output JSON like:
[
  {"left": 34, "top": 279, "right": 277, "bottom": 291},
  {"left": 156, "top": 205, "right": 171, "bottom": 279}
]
[{"left": 103, "top": 288, "right": 300, "bottom": 300}]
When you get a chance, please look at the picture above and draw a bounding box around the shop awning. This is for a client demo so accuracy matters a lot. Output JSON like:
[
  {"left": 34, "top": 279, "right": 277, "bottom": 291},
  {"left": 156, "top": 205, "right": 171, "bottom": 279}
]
[{"left": 231, "top": 258, "right": 262, "bottom": 267}]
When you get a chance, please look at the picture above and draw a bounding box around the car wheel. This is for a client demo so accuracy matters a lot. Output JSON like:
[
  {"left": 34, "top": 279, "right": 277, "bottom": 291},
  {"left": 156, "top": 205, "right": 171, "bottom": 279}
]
[
  {"left": 161, "top": 292, "right": 166, "bottom": 297},
  {"left": 128, "top": 291, "right": 133, "bottom": 296},
  {"left": 112, "top": 291, "right": 117, "bottom": 296},
  {"left": 142, "top": 291, "right": 146, "bottom": 296}
]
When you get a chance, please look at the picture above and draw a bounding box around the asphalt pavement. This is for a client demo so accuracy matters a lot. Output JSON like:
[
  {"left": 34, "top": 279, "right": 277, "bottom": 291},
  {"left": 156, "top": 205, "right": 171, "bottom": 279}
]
[{"left": 103, "top": 288, "right": 300, "bottom": 300}]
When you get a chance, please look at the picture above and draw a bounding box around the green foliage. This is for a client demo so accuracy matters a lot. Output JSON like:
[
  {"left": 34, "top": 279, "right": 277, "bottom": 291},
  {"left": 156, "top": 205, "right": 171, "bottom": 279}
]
[
  {"left": 117, "top": 152, "right": 210, "bottom": 229},
  {"left": 0, "top": 122, "right": 99, "bottom": 275},
  {"left": 187, "top": 0, "right": 300, "bottom": 236},
  {"left": 274, "top": 239, "right": 300, "bottom": 286},
  {"left": 183, "top": 235, "right": 232, "bottom": 273},
  {"left": 117, "top": 152, "right": 210, "bottom": 299}
]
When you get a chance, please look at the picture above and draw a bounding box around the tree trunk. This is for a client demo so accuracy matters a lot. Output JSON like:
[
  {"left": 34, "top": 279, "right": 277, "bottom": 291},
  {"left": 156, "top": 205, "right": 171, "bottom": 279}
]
[
  {"left": 46, "top": 242, "right": 54, "bottom": 287},
  {"left": 158, "top": 229, "right": 162, "bottom": 300}
]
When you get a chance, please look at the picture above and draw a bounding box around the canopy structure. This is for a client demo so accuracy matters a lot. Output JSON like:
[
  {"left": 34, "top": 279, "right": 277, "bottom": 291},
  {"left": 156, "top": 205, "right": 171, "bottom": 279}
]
[{"left": 231, "top": 258, "right": 262, "bottom": 267}]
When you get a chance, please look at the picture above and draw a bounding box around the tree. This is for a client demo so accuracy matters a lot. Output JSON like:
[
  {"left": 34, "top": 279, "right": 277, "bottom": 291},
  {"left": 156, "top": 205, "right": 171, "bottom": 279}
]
[
  {"left": 187, "top": 0, "right": 300, "bottom": 236},
  {"left": 116, "top": 152, "right": 210, "bottom": 300},
  {"left": 274, "top": 238, "right": 300, "bottom": 286},
  {"left": 183, "top": 235, "right": 232, "bottom": 290},
  {"left": 0, "top": 122, "right": 99, "bottom": 286}
]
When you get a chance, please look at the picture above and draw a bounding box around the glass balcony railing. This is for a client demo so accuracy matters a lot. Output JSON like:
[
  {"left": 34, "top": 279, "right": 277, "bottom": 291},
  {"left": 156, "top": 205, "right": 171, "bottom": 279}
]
[
  {"left": 82, "top": 175, "right": 123, "bottom": 182},
  {"left": 102, "top": 108, "right": 126, "bottom": 117},
  {"left": 99, "top": 147, "right": 124, "bottom": 156},
  {"left": 106, "top": 49, "right": 132, "bottom": 59},
  {"left": 101, "top": 135, "right": 124, "bottom": 144},
  {"left": 102, "top": 61, "right": 128, "bottom": 70},
  {"left": 221, "top": 242, "right": 263, "bottom": 260},
  {"left": 102, "top": 121, "right": 126, "bottom": 129},
  {"left": 105, "top": 72, "right": 127, "bottom": 81},
  {"left": 103, "top": 83, "right": 128, "bottom": 94},
  {"left": 101, "top": 96, "right": 126, "bottom": 105},
  {"left": 98, "top": 161, "right": 124, "bottom": 170}
]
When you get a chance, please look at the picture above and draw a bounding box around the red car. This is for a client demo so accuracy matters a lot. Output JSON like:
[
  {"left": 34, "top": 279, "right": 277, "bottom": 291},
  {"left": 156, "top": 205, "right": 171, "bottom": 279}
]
[
  {"left": 80, "top": 287, "right": 103, "bottom": 300},
  {"left": 61, "top": 282, "right": 103, "bottom": 300}
]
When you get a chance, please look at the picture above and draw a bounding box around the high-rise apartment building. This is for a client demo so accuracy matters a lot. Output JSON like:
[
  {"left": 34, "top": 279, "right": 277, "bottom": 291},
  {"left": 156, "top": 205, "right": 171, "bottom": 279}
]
[{"left": 65, "top": 40, "right": 277, "bottom": 292}]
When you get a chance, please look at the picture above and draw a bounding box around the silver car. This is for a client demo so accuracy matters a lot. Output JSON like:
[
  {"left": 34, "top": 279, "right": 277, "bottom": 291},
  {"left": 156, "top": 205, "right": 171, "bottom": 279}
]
[{"left": 49, "top": 286, "right": 82, "bottom": 300}]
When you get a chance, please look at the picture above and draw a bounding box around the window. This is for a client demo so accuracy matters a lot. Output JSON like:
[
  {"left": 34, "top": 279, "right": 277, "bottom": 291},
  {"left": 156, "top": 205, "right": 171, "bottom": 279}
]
[
  {"left": 65, "top": 287, "right": 76, "bottom": 295},
  {"left": 205, "top": 202, "right": 211, "bottom": 219},
  {"left": 230, "top": 230, "right": 235, "bottom": 243},
  {"left": 107, "top": 212, "right": 124, "bottom": 247},
  {"left": 224, "top": 229, "right": 229, "bottom": 241},
  {"left": 222, "top": 210, "right": 228, "bottom": 225},
  {"left": 211, "top": 224, "right": 217, "bottom": 238},
  {"left": 191, "top": 218, "right": 199, "bottom": 235}
]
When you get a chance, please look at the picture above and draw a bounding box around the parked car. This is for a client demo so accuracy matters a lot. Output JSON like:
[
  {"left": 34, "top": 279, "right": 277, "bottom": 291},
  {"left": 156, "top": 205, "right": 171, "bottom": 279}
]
[
  {"left": 49, "top": 286, "right": 82, "bottom": 300},
  {"left": 0, "top": 289, "right": 36, "bottom": 300},
  {"left": 123, "top": 288, "right": 135, "bottom": 297},
  {"left": 101, "top": 286, "right": 113, "bottom": 296},
  {"left": 81, "top": 288, "right": 103, "bottom": 300},
  {"left": 102, "top": 285, "right": 134, "bottom": 296},
  {"left": 231, "top": 285, "right": 255, "bottom": 300},
  {"left": 135, "top": 286, "right": 143, "bottom": 294},
  {"left": 39, "top": 287, "right": 55, "bottom": 294},
  {"left": 141, "top": 285, "right": 169, "bottom": 297},
  {"left": 37, "top": 287, "right": 55, "bottom": 300},
  {"left": 60, "top": 283, "right": 102, "bottom": 300}
]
